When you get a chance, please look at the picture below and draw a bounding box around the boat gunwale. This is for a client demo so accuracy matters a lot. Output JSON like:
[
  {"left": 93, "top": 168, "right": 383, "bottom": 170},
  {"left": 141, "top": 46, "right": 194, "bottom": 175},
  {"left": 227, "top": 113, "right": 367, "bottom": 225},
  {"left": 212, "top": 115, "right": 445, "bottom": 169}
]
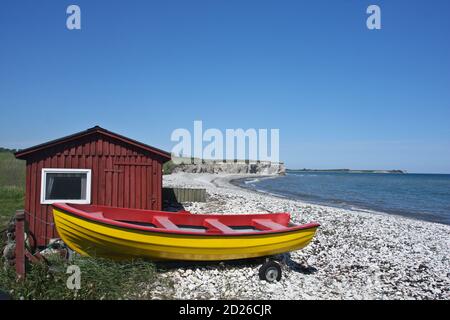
[{"left": 52, "top": 203, "right": 320, "bottom": 237}]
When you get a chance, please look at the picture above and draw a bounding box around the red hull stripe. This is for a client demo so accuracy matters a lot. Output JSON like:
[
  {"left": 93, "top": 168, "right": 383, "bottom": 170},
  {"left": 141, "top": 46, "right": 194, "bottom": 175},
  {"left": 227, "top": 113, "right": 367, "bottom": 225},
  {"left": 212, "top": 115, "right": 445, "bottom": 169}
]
[{"left": 52, "top": 203, "right": 320, "bottom": 237}]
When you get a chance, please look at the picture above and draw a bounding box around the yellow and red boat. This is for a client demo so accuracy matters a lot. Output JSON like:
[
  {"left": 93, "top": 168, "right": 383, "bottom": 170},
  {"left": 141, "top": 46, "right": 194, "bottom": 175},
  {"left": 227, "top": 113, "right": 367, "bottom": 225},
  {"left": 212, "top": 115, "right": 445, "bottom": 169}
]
[{"left": 52, "top": 203, "right": 319, "bottom": 262}]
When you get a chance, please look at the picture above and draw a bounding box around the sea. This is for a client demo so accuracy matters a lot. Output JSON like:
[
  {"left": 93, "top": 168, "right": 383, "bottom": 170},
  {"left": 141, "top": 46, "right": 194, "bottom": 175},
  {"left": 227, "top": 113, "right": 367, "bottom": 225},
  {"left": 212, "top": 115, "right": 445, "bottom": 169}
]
[{"left": 237, "top": 171, "right": 450, "bottom": 225}]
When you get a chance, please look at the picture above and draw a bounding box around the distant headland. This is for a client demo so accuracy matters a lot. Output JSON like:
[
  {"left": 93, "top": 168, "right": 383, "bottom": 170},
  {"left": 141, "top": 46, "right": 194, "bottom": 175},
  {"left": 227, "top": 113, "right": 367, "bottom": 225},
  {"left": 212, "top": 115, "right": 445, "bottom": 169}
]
[{"left": 287, "top": 169, "right": 406, "bottom": 174}]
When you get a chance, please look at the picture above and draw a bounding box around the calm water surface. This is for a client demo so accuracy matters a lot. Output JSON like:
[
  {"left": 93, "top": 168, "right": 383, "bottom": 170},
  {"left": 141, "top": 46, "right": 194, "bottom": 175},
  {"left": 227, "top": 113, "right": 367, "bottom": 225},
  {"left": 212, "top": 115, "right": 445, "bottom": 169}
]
[{"left": 238, "top": 172, "right": 450, "bottom": 225}]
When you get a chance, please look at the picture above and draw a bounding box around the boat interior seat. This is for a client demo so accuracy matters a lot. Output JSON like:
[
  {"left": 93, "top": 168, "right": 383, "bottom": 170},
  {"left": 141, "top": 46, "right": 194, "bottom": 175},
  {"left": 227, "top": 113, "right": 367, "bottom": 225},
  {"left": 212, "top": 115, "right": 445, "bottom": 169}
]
[
  {"left": 152, "top": 216, "right": 180, "bottom": 230},
  {"left": 251, "top": 219, "right": 285, "bottom": 231},
  {"left": 89, "top": 212, "right": 104, "bottom": 218},
  {"left": 204, "top": 219, "right": 235, "bottom": 233}
]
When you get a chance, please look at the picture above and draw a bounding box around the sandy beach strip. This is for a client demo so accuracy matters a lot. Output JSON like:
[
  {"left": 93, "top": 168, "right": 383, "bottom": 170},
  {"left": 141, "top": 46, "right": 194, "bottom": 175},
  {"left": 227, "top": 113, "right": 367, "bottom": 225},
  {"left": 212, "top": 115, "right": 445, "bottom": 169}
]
[{"left": 156, "top": 172, "right": 450, "bottom": 300}]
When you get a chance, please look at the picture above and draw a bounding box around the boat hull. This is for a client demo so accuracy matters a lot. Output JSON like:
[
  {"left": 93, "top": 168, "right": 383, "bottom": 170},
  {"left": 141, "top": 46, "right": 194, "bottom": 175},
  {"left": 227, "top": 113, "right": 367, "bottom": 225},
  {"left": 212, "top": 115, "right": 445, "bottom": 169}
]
[{"left": 53, "top": 208, "right": 319, "bottom": 261}]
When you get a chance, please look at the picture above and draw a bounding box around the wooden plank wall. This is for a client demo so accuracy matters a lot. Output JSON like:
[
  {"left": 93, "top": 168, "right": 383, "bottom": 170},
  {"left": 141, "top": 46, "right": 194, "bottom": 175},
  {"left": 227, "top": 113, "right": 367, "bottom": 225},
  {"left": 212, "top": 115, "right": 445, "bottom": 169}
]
[{"left": 163, "top": 187, "right": 207, "bottom": 203}]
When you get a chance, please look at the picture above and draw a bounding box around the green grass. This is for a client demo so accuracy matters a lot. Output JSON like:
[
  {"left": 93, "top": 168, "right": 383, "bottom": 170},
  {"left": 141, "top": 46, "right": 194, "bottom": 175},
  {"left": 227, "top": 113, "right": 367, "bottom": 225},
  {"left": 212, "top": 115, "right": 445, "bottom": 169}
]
[
  {"left": 0, "top": 186, "right": 24, "bottom": 231},
  {"left": 0, "top": 152, "right": 25, "bottom": 188},
  {"left": 0, "top": 152, "right": 25, "bottom": 231},
  {"left": 162, "top": 160, "right": 177, "bottom": 175},
  {"left": 0, "top": 254, "right": 165, "bottom": 300}
]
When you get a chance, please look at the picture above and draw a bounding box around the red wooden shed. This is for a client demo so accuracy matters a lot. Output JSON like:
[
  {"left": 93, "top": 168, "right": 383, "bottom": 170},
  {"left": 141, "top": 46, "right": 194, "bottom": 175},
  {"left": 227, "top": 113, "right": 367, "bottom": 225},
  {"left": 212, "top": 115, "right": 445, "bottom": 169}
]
[{"left": 15, "top": 126, "right": 171, "bottom": 247}]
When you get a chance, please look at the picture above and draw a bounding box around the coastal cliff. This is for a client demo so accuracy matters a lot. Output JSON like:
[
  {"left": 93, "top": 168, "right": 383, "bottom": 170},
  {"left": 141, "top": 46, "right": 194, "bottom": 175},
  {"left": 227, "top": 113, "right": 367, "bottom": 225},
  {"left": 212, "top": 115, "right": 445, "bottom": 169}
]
[{"left": 169, "top": 157, "right": 285, "bottom": 175}]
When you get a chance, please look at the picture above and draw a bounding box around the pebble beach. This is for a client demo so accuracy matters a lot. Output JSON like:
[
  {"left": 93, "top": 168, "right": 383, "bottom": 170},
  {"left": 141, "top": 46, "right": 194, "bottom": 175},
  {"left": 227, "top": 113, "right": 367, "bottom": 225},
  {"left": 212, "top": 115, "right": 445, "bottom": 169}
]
[{"left": 153, "top": 173, "right": 450, "bottom": 300}]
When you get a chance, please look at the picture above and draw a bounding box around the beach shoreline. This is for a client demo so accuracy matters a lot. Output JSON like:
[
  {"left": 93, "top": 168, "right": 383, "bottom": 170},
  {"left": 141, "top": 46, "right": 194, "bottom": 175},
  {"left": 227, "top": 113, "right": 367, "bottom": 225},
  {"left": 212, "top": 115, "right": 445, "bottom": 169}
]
[{"left": 161, "top": 172, "right": 450, "bottom": 300}]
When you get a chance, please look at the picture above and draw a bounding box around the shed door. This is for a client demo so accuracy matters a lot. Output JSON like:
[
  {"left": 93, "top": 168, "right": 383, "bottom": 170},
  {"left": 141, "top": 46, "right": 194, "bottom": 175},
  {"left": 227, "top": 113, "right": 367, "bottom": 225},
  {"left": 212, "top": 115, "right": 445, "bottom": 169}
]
[{"left": 113, "top": 161, "right": 156, "bottom": 210}]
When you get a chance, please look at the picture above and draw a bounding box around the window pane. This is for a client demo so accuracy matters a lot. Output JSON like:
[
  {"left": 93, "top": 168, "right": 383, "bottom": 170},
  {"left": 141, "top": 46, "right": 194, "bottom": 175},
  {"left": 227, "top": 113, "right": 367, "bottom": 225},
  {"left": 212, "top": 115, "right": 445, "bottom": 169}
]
[{"left": 45, "top": 173, "right": 87, "bottom": 200}]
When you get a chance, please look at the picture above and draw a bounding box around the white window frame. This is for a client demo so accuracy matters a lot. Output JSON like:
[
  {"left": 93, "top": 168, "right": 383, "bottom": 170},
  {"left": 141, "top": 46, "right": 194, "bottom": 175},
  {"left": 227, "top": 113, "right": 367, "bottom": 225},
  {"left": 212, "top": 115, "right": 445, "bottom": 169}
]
[{"left": 40, "top": 168, "right": 92, "bottom": 204}]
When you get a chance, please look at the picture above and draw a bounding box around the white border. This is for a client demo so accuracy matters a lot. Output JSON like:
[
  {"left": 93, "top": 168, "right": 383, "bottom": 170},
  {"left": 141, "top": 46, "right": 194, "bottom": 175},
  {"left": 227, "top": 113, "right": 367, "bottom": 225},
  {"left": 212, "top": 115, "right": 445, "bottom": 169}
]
[{"left": 40, "top": 168, "right": 92, "bottom": 204}]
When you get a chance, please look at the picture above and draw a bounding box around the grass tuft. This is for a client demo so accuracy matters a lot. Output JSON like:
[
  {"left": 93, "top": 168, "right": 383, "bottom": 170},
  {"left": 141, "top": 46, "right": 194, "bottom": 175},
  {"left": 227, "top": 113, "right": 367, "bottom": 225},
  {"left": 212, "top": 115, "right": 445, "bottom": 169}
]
[
  {"left": 162, "top": 160, "right": 177, "bottom": 175},
  {"left": 0, "top": 152, "right": 25, "bottom": 231},
  {"left": 0, "top": 186, "right": 24, "bottom": 232},
  {"left": 0, "top": 254, "right": 163, "bottom": 300},
  {"left": 0, "top": 152, "right": 25, "bottom": 188}
]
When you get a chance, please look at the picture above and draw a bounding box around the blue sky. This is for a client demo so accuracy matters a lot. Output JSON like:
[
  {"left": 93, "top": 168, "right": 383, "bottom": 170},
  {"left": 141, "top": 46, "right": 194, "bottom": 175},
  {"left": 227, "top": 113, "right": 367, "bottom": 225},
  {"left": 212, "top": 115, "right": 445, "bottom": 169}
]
[{"left": 1, "top": 0, "right": 449, "bottom": 173}]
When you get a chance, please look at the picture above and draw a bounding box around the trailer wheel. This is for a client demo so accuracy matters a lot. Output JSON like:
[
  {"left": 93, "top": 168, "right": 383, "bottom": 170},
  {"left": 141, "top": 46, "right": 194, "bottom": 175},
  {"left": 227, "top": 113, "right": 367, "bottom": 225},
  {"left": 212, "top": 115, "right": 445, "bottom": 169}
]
[{"left": 259, "top": 260, "right": 282, "bottom": 282}]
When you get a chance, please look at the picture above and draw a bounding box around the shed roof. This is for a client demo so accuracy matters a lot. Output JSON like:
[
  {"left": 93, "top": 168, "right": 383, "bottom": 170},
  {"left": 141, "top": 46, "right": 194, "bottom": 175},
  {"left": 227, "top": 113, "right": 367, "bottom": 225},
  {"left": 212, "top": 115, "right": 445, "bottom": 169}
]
[{"left": 14, "top": 126, "right": 172, "bottom": 161}]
